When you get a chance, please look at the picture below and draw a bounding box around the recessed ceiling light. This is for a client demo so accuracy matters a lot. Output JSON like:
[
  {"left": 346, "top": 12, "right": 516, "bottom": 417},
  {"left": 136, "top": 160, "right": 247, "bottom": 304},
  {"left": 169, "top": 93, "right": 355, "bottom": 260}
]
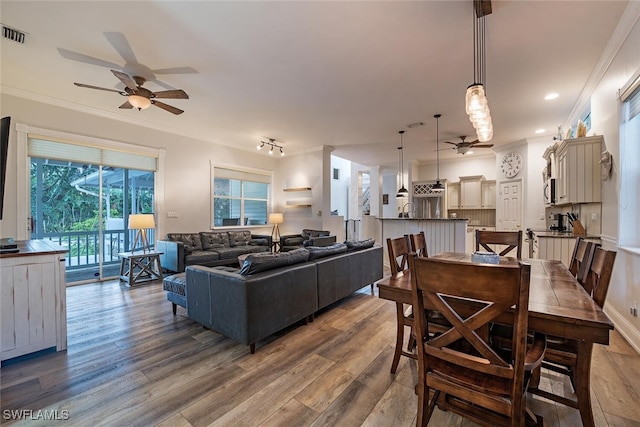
[
  {"left": 535, "top": 129, "right": 545, "bottom": 134},
  {"left": 544, "top": 93, "right": 559, "bottom": 100}
]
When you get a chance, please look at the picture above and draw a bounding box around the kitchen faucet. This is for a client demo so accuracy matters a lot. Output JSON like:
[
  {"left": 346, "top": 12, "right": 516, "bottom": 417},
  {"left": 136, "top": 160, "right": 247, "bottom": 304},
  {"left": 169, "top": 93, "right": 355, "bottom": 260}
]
[{"left": 401, "top": 202, "right": 415, "bottom": 218}]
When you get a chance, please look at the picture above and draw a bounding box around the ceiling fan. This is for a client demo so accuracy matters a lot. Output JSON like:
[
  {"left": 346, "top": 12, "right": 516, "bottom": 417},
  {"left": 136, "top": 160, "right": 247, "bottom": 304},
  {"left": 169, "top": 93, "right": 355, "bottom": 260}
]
[
  {"left": 442, "top": 136, "right": 494, "bottom": 155},
  {"left": 74, "top": 70, "right": 189, "bottom": 115}
]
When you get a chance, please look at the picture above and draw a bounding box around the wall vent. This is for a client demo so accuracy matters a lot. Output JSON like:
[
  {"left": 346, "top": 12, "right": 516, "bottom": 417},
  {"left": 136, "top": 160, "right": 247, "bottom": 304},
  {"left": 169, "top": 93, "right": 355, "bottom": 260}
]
[{"left": 2, "top": 24, "right": 27, "bottom": 44}]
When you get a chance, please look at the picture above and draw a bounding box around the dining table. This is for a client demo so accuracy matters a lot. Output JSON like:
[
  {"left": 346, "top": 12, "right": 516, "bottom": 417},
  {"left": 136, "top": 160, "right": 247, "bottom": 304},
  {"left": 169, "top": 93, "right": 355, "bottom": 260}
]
[{"left": 376, "top": 252, "right": 614, "bottom": 427}]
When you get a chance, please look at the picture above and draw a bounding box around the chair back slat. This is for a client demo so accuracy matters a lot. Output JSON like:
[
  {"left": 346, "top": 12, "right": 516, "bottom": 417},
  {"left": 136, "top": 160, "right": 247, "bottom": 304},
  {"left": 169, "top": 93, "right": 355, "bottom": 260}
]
[
  {"left": 386, "top": 235, "right": 411, "bottom": 275},
  {"left": 475, "top": 230, "right": 523, "bottom": 258},
  {"left": 569, "top": 238, "right": 598, "bottom": 285},
  {"left": 583, "top": 247, "right": 616, "bottom": 308},
  {"left": 409, "top": 231, "right": 429, "bottom": 258}
]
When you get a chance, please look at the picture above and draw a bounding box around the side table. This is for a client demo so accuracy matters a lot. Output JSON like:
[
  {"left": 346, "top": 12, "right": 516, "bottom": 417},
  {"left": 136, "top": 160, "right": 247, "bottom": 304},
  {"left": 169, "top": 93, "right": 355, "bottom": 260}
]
[
  {"left": 119, "top": 251, "right": 163, "bottom": 286},
  {"left": 272, "top": 239, "right": 281, "bottom": 253}
]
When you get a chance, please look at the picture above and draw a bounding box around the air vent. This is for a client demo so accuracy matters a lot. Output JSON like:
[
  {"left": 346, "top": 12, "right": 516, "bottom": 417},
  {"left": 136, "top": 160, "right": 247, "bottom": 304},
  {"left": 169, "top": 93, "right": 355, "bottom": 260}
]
[{"left": 2, "top": 24, "right": 27, "bottom": 44}]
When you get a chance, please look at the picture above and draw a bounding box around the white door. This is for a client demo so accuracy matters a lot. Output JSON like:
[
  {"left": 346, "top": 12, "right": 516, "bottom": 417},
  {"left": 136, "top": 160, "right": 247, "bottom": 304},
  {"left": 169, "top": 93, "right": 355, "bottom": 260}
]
[{"left": 498, "top": 180, "right": 522, "bottom": 231}]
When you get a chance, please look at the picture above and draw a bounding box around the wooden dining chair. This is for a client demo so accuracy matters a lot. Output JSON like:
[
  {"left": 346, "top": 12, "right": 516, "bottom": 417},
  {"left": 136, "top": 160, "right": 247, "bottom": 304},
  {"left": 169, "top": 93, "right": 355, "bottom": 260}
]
[
  {"left": 409, "top": 256, "right": 546, "bottom": 427},
  {"left": 529, "top": 247, "right": 617, "bottom": 416},
  {"left": 386, "top": 235, "right": 415, "bottom": 373},
  {"left": 475, "top": 230, "right": 523, "bottom": 258},
  {"left": 409, "top": 231, "right": 428, "bottom": 258},
  {"left": 568, "top": 237, "right": 598, "bottom": 285}
]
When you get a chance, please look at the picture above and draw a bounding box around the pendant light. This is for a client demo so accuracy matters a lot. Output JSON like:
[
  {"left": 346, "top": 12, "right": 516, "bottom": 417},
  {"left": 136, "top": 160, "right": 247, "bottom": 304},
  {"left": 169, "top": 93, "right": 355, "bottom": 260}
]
[
  {"left": 432, "top": 114, "right": 445, "bottom": 192},
  {"left": 396, "top": 130, "right": 408, "bottom": 198}
]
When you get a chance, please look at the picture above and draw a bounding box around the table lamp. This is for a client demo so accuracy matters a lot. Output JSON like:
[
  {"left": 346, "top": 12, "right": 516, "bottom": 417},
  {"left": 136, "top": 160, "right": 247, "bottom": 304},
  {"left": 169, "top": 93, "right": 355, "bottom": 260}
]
[
  {"left": 129, "top": 214, "right": 155, "bottom": 253},
  {"left": 268, "top": 212, "right": 283, "bottom": 242}
]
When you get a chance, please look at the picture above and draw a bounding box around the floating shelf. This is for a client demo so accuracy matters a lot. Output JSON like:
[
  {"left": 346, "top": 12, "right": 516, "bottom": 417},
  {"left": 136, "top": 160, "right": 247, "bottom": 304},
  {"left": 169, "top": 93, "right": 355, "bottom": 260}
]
[
  {"left": 285, "top": 204, "right": 312, "bottom": 208},
  {"left": 283, "top": 187, "right": 311, "bottom": 192}
]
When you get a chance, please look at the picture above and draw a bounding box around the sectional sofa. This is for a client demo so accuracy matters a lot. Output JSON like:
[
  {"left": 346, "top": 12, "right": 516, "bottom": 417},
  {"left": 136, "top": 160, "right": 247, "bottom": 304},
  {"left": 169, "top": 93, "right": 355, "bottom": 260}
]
[
  {"left": 156, "top": 230, "right": 272, "bottom": 272},
  {"left": 181, "top": 241, "right": 383, "bottom": 353}
]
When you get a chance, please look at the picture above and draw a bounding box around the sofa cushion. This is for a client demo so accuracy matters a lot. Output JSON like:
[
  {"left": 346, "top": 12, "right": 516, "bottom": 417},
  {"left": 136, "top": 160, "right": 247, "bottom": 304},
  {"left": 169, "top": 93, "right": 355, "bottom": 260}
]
[
  {"left": 228, "top": 230, "right": 252, "bottom": 247},
  {"left": 185, "top": 250, "right": 220, "bottom": 265},
  {"left": 200, "top": 232, "right": 229, "bottom": 250},
  {"left": 239, "top": 248, "right": 310, "bottom": 275},
  {"left": 250, "top": 238, "right": 269, "bottom": 246},
  {"left": 302, "top": 229, "right": 330, "bottom": 239},
  {"left": 282, "top": 236, "right": 304, "bottom": 246},
  {"left": 345, "top": 238, "right": 376, "bottom": 251},
  {"left": 167, "top": 233, "right": 203, "bottom": 252},
  {"left": 215, "top": 246, "right": 256, "bottom": 260},
  {"left": 306, "top": 243, "right": 348, "bottom": 260}
]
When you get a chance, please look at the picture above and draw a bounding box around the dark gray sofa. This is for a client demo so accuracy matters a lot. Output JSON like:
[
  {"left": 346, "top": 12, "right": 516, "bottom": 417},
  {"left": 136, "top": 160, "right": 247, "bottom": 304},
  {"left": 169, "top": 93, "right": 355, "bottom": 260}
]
[
  {"left": 183, "top": 242, "right": 383, "bottom": 353},
  {"left": 279, "top": 229, "right": 336, "bottom": 252},
  {"left": 156, "top": 230, "right": 272, "bottom": 272}
]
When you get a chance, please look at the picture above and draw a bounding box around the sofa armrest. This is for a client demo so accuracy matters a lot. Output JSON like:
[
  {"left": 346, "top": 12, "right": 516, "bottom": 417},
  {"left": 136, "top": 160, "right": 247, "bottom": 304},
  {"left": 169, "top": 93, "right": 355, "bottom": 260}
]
[
  {"left": 306, "top": 235, "right": 337, "bottom": 247},
  {"left": 251, "top": 233, "right": 272, "bottom": 247},
  {"left": 157, "top": 239, "right": 185, "bottom": 273}
]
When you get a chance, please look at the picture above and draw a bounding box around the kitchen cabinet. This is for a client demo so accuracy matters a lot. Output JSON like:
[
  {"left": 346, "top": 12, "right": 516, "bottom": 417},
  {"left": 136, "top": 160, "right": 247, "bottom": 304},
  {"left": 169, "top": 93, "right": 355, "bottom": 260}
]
[
  {"left": 555, "top": 136, "right": 603, "bottom": 205},
  {"left": 460, "top": 176, "right": 483, "bottom": 209},
  {"left": 1, "top": 241, "right": 67, "bottom": 362},
  {"left": 481, "top": 180, "right": 496, "bottom": 209},
  {"left": 447, "top": 182, "right": 460, "bottom": 209}
]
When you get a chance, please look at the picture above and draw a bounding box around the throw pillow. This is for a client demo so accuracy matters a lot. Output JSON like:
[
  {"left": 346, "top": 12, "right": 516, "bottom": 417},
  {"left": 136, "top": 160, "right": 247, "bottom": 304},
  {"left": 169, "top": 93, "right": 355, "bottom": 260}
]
[
  {"left": 306, "top": 243, "right": 348, "bottom": 260},
  {"left": 345, "top": 238, "right": 375, "bottom": 251},
  {"left": 239, "top": 248, "right": 310, "bottom": 275}
]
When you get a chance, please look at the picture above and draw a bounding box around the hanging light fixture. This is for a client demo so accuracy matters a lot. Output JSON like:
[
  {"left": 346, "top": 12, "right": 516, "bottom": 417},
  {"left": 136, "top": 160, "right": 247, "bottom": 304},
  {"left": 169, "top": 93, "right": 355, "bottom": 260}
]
[
  {"left": 432, "top": 114, "right": 445, "bottom": 193},
  {"left": 466, "top": 0, "right": 493, "bottom": 142},
  {"left": 257, "top": 138, "right": 285, "bottom": 156},
  {"left": 396, "top": 130, "right": 408, "bottom": 198}
]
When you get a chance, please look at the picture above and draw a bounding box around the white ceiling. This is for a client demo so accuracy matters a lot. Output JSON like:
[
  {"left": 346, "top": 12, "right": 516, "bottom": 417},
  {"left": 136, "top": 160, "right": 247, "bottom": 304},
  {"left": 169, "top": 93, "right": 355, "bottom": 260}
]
[{"left": 0, "top": 1, "right": 629, "bottom": 168}]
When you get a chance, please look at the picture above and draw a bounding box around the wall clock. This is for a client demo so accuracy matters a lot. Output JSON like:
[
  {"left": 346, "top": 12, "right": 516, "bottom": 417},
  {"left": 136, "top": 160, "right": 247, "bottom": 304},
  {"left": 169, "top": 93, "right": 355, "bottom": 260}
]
[{"left": 501, "top": 152, "right": 522, "bottom": 178}]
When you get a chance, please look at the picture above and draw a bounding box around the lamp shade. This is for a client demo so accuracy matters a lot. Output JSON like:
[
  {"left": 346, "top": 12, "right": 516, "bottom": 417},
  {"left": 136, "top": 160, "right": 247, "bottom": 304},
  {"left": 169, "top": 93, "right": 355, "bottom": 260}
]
[
  {"left": 129, "top": 214, "right": 155, "bottom": 229},
  {"left": 268, "top": 213, "right": 284, "bottom": 224},
  {"left": 128, "top": 94, "right": 151, "bottom": 110}
]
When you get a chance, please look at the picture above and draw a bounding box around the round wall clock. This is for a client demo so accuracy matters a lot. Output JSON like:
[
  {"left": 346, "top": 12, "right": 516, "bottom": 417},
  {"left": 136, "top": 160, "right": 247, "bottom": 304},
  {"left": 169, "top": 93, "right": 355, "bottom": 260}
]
[{"left": 501, "top": 152, "right": 522, "bottom": 178}]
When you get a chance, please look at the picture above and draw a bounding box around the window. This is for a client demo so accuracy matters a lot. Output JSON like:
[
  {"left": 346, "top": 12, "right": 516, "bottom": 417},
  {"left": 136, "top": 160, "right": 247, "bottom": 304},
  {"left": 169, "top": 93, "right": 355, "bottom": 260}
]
[
  {"left": 212, "top": 166, "right": 270, "bottom": 227},
  {"left": 619, "top": 75, "right": 640, "bottom": 248}
]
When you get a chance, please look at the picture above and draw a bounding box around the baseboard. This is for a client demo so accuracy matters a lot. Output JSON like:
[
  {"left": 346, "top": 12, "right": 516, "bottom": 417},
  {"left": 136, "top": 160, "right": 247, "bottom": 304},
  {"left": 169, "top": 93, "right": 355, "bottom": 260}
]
[{"left": 605, "top": 305, "right": 640, "bottom": 355}]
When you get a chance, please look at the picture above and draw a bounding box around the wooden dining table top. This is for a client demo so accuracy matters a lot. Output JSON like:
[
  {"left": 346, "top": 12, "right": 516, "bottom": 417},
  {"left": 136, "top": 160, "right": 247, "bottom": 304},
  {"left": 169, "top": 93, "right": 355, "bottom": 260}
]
[{"left": 377, "top": 252, "right": 614, "bottom": 345}]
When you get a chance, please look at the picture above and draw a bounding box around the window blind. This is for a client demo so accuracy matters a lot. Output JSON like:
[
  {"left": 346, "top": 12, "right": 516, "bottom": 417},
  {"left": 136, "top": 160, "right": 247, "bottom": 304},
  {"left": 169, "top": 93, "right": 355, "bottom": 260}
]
[
  {"left": 28, "top": 136, "right": 157, "bottom": 171},
  {"left": 214, "top": 166, "right": 270, "bottom": 184}
]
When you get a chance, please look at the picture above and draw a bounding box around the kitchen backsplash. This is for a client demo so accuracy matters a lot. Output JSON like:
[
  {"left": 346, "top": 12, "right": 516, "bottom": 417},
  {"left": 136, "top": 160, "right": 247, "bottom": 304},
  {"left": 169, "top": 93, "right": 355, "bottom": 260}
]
[
  {"left": 544, "top": 203, "right": 601, "bottom": 235},
  {"left": 448, "top": 209, "right": 496, "bottom": 227}
]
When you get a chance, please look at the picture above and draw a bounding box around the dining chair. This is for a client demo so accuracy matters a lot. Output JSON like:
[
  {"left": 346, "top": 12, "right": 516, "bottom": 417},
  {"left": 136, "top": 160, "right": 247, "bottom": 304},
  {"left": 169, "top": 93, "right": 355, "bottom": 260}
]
[
  {"left": 475, "top": 230, "right": 523, "bottom": 258},
  {"left": 568, "top": 237, "right": 598, "bottom": 285},
  {"left": 409, "top": 231, "right": 429, "bottom": 258},
  {"left": 409, "top": 256, "right": 546, "bottom": 427},
  {"left": 528, "top": 247, "right": 617, "bottom": 414},
  {"left": 386, "top": 235, "right": 415, "bottom": 373}
]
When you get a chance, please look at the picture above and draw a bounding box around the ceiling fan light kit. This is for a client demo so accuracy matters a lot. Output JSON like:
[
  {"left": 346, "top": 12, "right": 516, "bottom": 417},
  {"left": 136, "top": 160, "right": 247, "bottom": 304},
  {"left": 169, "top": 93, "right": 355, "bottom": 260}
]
[
  {"left": 466, "top": 0, "right": 493, "bottom": 143},
  {"left": 396, "top": 130, "right": 408, "bottom": 198},
  {"left": 128, "top": 94, "right": 151, "bottom": 110}
]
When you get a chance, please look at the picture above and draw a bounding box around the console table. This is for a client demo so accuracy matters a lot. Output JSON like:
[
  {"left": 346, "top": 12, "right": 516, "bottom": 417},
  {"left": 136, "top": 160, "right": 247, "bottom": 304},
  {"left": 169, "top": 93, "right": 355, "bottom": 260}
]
[{"left": 119, "top": 251, "right": 163, "bottom": 286}]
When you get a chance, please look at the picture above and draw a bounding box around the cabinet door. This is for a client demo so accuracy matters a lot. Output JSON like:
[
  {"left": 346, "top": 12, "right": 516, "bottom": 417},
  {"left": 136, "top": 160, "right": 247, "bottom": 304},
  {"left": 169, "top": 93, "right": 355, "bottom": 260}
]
[
  {"left": 481, "top": 180, "right": 496, "bottom": 209},
  {"left": 447, "top": 183, "right": 460, "bottom": 209},
  {"left": 556, "top": 150, "right": 568, "bottom": 204},
  {"left": 460, "top": 179, "right": 481, "bottom": 209}
]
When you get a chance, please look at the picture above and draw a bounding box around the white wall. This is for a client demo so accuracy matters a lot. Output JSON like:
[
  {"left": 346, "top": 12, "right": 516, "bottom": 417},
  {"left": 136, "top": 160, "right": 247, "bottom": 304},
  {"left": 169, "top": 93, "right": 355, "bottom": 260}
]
[
  {"left": 330, "top": 155, "right": 351, "bottom": 217},
  {"left": 416, "top": 153, "right": 496, "bottom": 184}
]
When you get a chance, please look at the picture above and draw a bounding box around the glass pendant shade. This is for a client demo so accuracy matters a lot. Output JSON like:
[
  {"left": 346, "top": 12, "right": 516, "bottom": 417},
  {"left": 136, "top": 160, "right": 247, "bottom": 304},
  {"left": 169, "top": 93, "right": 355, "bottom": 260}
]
[
  {"left": 465, "top": 84, "right": 487, "bottom": 114},
  {"left": 128, "top": 94, "right": 151, "bottom": 110}
]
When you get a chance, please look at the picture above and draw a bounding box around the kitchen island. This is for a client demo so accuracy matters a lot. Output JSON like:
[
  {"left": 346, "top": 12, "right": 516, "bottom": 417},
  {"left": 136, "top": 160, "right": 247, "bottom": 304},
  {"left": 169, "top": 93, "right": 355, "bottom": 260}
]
[{"left": 379, "top": 218, "right": 468, "bottom": 261}]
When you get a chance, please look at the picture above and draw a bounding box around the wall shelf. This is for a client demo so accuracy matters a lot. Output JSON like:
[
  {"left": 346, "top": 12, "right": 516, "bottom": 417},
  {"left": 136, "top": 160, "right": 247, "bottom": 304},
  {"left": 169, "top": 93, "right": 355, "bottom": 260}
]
[
  {"left": 283, "top": 187, "right": 311, "bottom": 192},
  {"left": 285, "top": 204, "right": 312, "bottom": 208}
]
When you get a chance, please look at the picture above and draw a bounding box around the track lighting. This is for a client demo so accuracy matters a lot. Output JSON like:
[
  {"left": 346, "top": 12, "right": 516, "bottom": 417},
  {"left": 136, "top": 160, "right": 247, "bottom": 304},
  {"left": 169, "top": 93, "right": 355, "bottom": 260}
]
[{"left": 258, "top": 138, "right": 284, "bottom": 156}]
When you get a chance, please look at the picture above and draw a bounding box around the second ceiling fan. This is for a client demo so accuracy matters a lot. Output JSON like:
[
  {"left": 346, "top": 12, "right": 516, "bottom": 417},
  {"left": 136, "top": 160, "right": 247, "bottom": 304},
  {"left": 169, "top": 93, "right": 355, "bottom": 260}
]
[{"left": 442, "top": 136, "right": 493, "bottom": 155}]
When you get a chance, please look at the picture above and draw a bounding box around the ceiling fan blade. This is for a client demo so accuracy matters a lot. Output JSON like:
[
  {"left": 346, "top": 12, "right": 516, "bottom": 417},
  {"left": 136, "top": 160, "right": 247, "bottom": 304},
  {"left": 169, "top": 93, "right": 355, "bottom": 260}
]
[
  {"left": 58, "top": 48, "right": 121, "bottom": 69},
  {"left": 152, "top": 89, "right": 189, "bottom": 99},
  {"left": 74, "top": 83, "right": 127, "bottom": 95},
  {"left": 111, "top": 70, "right": 138, "bottom": 91},
  {"left": 443, "top": 141, "right": 459, "bottom": 146},
  {"left": 472, "top": 144, "right": 494, "bottom": 148},
  {"left": 153, "top": 66, "right": 198, "bottom": 75},
  {"left": 104, "top": 32, "right": 139, "bottom": 66},
  {"left": 119, "top": 101, "right": 133, "bottom": 109},
  {"left": 152, "top": 100, "right": 184, "bottom": 115}
]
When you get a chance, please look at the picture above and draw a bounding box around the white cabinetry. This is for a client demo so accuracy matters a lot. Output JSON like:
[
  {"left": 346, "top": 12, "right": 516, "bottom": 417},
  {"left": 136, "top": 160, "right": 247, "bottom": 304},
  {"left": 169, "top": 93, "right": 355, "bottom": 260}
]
[
  {"left": 1, "top": 242, "right": 67, "bottom": 361},
  {"left": 447, "top": 182, "right": 461, "bottom": 209},
  {"left": 481, "top": 180, "right": 496, "bottom": 209},
  {"left": 555, "top": 136, "right": 603, "bottom": 205},
  {"left": 460, "top": 176, "right": 483, "bottom": 209}
]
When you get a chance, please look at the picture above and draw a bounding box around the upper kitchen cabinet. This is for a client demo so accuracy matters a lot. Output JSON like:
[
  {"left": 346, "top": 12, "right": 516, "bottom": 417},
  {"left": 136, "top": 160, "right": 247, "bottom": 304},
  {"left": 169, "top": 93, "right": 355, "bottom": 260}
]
[
  {"left": 556, "top": 136, "right": 603, "bottom": 205},
  {"left": 459, "top": 176, "right": 483, "bottom": 209},
  {"left": 481, "top": 180, "right": 496, "bottom": 209},
  {"left": 447, "top": 182, "right": 461, "bottom": 209}
]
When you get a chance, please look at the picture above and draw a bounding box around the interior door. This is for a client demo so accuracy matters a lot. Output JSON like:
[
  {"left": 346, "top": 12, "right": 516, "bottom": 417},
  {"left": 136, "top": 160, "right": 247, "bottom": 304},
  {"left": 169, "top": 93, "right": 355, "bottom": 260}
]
[{"left": 498, "top": 180, "right": 522, "bottom": 231}]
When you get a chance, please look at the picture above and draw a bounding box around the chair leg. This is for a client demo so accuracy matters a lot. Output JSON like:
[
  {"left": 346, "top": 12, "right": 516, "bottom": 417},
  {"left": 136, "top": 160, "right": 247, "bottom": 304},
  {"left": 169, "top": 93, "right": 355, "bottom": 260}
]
[
  {"left": 390, "top": 302, "right": 405, "bottom": 374},
  {"left": 172, "top": 303, "right": 177, "bottom": 316}
]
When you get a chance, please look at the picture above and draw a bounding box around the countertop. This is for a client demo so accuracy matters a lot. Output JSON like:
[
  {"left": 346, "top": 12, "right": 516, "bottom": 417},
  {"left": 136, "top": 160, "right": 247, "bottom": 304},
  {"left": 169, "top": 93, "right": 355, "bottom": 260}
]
[
  {"left": 0, "top": 239, "right": 68, "bottom": 258},
  {"left": 532, "top": 231, "right": 601, "bottom": 239}
]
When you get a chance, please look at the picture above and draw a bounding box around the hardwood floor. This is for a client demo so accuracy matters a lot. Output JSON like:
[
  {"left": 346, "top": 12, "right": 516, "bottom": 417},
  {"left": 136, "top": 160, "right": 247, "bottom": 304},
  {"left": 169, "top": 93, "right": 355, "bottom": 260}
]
[{"left": 2, "top": 278, "right": 639, "bottom": 426}]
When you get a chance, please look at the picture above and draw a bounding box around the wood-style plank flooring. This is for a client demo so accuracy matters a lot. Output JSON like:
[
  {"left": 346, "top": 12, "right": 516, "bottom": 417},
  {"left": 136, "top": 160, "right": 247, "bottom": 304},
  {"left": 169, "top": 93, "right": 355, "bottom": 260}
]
[{"left": 1, "top": 278, "right": 639, "bottom": 426}]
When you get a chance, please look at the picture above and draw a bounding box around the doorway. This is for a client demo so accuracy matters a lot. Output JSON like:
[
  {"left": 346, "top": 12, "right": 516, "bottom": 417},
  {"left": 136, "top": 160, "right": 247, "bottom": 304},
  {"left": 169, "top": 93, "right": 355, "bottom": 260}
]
[{"left": 498, "top": 179, "right": 523, "bottom": 231}]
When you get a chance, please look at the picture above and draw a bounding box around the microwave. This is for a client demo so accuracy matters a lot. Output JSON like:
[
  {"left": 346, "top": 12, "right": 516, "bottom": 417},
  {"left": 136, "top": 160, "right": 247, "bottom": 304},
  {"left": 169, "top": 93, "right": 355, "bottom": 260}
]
[{"left": 543, "top": 178, "right": 556, "bottom": 205}]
